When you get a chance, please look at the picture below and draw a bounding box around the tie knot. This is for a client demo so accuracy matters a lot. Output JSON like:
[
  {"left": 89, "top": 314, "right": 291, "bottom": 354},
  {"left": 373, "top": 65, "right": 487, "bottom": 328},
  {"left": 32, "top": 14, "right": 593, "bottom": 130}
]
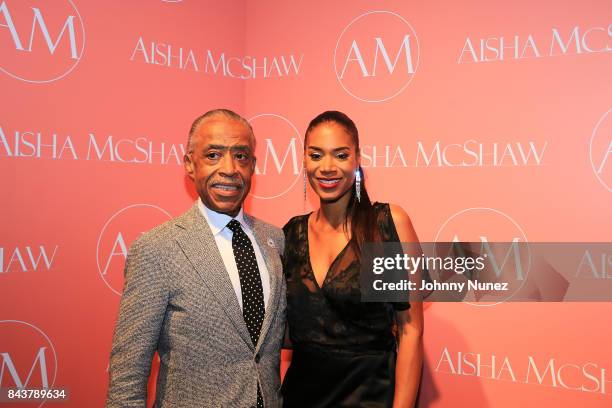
[{"left": 227, "top": 219, "right": 242, "bottom": 234}]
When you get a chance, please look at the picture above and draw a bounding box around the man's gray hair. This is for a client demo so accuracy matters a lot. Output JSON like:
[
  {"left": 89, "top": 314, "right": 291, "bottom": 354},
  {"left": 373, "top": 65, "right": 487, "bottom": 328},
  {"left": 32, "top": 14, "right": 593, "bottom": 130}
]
[{"left": 186, "top": 109, "right": 255, "bottom": 153}]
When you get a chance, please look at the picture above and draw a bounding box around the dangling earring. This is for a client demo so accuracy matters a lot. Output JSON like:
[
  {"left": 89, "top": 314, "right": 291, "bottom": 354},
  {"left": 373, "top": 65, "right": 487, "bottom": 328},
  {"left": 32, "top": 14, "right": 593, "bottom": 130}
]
[
  {"left": 355, "top": 168, "right": 361, "bottom": 203},
  {"left": 303, "top": 163, "right": 307, "bottom": 202}
]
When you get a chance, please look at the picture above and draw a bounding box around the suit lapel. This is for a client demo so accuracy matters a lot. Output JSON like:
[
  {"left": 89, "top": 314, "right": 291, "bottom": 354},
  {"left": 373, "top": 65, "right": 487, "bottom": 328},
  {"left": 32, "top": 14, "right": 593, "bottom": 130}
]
[
  {"left": 175, "top": 204, "right": 253, "bottom": 350},
  {"left": 245, "top": 214, "right": 281, "bottom": 354}
]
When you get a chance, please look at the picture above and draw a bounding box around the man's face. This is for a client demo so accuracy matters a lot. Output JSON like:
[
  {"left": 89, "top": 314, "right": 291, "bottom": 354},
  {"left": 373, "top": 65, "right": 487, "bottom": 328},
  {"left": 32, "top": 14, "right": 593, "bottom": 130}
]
[{"left": 184, "top": 117, "right": 255, "bottom": 216}]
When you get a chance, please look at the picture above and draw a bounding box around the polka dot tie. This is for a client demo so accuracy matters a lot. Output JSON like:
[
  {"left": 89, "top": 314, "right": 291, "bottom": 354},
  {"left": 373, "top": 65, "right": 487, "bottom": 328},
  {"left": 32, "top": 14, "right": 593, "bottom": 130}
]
[{"left": 227, "top": 219, "right": 265, "bottom": 408}]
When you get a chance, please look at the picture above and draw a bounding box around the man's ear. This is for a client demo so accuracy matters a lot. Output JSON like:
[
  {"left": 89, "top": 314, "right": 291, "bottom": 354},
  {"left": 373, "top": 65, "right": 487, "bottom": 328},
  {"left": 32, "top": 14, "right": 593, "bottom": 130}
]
[
  {"left": 251, "top": 156, "right": 257, "bottom": 172},
  {"left": 184, "top": 154, "right": 195, "bottom": 180}
]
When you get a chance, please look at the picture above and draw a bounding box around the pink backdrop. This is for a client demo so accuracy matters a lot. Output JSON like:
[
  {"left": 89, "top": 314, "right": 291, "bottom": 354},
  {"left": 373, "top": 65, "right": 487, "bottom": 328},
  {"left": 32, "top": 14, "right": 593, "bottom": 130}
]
[{"left": 2, "top": 0, "right": 611, "bottom": 407}]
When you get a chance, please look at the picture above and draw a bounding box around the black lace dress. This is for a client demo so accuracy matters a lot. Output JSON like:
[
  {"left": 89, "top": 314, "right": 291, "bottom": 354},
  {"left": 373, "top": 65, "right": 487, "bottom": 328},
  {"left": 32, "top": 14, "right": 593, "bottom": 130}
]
[{"left": 281, "top": 203, "right": 409, "bottom": 408}]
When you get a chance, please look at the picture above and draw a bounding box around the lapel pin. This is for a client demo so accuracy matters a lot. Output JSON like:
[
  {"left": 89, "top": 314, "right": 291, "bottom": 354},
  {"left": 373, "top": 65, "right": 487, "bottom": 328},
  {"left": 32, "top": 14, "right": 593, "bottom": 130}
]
[{"left": 267, "top": 238, "right": 275, "bottom": 248}]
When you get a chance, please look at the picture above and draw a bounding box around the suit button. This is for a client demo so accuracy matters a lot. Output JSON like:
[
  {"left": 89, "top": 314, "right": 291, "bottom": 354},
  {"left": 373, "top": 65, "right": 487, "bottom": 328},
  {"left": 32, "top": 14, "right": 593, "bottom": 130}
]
[{"left": 255, "top": 354, "right": 261, "bottom": 363}]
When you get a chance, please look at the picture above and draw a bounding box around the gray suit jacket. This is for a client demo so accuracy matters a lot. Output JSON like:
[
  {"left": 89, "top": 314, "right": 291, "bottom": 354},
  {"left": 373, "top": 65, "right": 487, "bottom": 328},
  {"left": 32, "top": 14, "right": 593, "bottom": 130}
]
[{"left": 106, "top": 203, "right": 286, "bottom": 408}]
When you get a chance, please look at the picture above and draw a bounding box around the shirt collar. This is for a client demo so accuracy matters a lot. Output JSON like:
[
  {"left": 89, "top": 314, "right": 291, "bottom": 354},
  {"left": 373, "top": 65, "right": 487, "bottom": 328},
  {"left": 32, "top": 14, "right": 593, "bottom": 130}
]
[{"left": 197, "top": 198, "right": 247, "bottom": 236}]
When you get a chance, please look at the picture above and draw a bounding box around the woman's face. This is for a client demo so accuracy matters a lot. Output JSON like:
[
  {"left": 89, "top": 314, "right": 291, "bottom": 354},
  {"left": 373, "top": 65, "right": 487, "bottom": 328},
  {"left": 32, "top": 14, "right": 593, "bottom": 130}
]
[{"left": 305, "top": 122, "right": 359, "bottom": 202}]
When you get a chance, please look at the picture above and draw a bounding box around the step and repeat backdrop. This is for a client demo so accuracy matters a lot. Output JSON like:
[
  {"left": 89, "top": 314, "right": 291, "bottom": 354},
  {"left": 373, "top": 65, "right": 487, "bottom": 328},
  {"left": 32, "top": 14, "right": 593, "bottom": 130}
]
[{"left": 2, "top": 0, "right": 611, "bottom": 407}]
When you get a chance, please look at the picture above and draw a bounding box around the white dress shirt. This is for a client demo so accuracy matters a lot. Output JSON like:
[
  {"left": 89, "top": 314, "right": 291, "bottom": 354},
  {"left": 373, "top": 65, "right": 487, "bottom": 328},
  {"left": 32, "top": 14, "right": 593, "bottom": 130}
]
[{"left": 197, "top": 199, "right": 271, "bottom": 310}]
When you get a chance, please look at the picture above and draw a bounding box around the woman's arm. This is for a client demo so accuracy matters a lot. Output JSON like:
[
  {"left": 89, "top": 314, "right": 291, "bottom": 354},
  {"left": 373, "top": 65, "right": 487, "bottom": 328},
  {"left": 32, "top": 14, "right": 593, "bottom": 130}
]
[{"left": 389, "top": 204, "right": 424, "bottom": 408}]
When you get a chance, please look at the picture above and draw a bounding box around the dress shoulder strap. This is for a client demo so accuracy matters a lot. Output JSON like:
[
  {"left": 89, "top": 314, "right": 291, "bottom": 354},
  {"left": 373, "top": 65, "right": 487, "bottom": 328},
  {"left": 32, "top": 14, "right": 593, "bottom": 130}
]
[{"left": 373, "top": 202, "right": 400, "bottom": 243}]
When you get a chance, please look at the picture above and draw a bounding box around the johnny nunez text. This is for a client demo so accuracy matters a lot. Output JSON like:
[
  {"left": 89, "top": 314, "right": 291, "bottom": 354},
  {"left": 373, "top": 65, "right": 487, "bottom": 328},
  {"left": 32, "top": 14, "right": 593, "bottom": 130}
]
[{"left": 373, "top": 279, "right": 509, "bottom": 292}]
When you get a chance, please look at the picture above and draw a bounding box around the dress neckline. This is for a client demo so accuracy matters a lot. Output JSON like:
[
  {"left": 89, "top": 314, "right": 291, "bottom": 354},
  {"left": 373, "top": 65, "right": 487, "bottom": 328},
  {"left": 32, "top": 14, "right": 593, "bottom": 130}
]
[{"left": 304, "top": 212, "right": 351, "bottom": 290}]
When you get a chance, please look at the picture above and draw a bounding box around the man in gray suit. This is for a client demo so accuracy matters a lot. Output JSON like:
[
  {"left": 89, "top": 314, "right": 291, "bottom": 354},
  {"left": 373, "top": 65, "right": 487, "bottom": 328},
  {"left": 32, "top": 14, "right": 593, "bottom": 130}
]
[{"left": 106, "top": 109, "right": 286, "bottom": 408}]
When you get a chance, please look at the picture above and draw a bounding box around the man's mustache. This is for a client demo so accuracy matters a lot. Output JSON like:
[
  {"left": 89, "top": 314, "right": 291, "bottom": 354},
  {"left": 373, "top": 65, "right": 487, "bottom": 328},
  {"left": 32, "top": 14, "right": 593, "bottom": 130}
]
[{"left": 209, "top": 178, "right": 245, "bottom": 188}]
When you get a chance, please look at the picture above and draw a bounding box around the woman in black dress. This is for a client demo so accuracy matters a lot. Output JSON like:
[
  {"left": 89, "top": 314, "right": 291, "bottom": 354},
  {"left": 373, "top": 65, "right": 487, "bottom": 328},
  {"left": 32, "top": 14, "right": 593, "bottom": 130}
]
[{"left": 281, "top": 111, "right": 423, "bottom": 407}]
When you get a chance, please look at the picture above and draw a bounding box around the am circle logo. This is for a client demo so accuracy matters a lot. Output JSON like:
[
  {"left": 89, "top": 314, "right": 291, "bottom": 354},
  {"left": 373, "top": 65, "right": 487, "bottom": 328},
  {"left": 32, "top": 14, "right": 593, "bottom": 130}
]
[
  {"left": 248, "top": 113, "right": 303, "bottom": 200},
  {"left": 333, "top": 10, "right": 420, "bottom": 103},
  {"left": 589, "top": 107, "right": 612, "bottom": 192},
  {"left": 0, "top": 0, "right": 85, "bottom": 83},
  {"left": 434, "top": 207, "right": 531, "bottom": 306},
  {"left": 0, "top": 320, "right": 57, "bottom": 407},
  {"left": 96, "top": 204, "right": 172, "bottom": 296}
]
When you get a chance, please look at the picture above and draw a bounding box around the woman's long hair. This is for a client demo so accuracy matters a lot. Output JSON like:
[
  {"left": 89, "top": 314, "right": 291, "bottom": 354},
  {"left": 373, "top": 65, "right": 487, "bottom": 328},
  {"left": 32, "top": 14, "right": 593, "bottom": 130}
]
[{"left": 305, "top": 111, "right": 380, "bottom": 256}]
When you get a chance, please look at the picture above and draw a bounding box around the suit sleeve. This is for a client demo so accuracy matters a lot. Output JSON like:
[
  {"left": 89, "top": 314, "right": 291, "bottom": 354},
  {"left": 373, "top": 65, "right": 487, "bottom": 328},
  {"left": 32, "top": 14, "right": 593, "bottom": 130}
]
[
  {"left": 106, "top": 236, "right": 169, "bottom": 408},
  {"left": 277, "top": 226, "right": 285, "bottom": 256}
]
